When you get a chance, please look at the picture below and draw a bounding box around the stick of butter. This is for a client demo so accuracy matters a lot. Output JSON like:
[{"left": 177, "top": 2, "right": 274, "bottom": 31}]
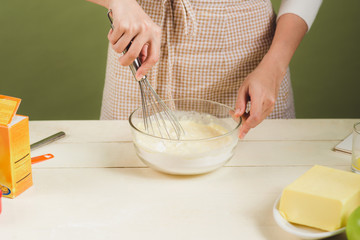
[{"left": 279, "top": 165, "right": 360, "bottom": 231}]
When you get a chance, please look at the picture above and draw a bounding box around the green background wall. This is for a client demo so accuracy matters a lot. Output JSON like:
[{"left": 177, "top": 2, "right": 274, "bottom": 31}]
[{"left": 1, "top": 0, "right": 359, "bottom": 120}]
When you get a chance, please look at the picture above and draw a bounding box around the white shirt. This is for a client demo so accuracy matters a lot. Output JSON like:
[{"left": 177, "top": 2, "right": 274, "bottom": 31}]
[{"left": 278, "top": 0, "right": 323, "bottom": 30}]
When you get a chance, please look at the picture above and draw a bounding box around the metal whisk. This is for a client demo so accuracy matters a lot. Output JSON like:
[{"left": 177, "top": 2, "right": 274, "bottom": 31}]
[{"left": 107, "top": 10, "right": 183, "bottom": 140}]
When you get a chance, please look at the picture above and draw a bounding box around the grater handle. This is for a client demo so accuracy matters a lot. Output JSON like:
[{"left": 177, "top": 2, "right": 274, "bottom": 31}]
[{"left": 30, "top": 131, "right": 65, "bottom": 151}]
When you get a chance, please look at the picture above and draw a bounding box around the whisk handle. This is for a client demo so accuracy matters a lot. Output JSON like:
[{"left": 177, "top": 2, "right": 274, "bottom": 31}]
[
  {"left": 127, "top": 52, "right": 143, "bottom": 81},
  {"left": 107, "top": 9, "right": 145, "bottom": 81}
]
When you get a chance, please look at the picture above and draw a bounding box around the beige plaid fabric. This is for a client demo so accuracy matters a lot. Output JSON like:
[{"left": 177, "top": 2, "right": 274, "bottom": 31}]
[{"left": 101, "top": 0, "right": 295, "bottom": 120}]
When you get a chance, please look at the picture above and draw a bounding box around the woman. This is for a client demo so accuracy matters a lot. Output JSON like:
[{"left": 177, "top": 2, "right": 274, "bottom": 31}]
[{"left": 88, "top": 0, "right": 322, "bottom": 138}]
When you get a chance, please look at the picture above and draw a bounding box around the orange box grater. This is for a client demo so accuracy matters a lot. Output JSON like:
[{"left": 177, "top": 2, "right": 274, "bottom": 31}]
[{"left": 0, "top": 95, "right": 33, "bottom": 198}]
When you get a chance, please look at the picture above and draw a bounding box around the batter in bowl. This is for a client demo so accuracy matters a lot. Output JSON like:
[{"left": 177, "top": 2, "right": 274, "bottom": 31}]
[{"left": 133, "top": 112, "right": 238, "bottom": 174}]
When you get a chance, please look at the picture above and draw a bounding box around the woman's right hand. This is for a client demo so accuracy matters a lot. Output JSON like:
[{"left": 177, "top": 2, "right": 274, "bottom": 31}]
[{"left": 108, "top": 0, "right": 161, "bottom": 80}]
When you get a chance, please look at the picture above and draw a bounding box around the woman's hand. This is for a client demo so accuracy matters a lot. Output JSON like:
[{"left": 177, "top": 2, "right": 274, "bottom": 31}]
[
  {"left": 234, "top": 13, "right": 308, "bottom": 139},
  {"left": 234, "top": 58, "right": 284, "bottom": 139},
  {"left": 108, "top": 0, "right": 161, "bottom": 79}
]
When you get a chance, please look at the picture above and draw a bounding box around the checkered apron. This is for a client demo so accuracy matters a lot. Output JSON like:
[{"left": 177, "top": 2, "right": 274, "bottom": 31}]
[{"left": 101, "top": 0, "right": 295, "bottom": 120}]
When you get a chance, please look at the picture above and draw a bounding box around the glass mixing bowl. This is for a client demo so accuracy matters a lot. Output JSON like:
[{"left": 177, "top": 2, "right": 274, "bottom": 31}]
[{"left": 129, "top": 98, "right": 241, "bottom": 175}]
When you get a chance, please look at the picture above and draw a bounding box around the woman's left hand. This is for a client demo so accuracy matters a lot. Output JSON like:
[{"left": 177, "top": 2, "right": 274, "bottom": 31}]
[
  {"left": 233, "top": 13, "right": 308, "bottom": 139},
  {"left": 234, "top": 59, "right": 285, "bottom": 139}
]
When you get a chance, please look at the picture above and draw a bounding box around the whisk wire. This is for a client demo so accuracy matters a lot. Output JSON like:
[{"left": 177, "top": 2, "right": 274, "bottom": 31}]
[
  {"left": 140, "top": 79, "right": 184, "bottom": 140},
  {"left": 157, "top": 98, "right": 184, "bottom": 137},
  {"left": 150, "top": 86, "right": 184, "bottom": 138},
  {"left": 142, "top": 80, "right": 169, "bottom": 138},
  {"left": 139, "top": 81, "right": 152, "bottom": 134}
]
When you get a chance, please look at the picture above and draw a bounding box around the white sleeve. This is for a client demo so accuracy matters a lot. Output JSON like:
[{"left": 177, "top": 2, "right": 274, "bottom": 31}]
[{"left": 277, "top": 0, "right": 322, "bottom": 31}]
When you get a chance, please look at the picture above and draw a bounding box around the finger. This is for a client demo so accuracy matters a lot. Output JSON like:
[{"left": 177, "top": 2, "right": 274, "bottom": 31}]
[
  {"left": 237, "top": 112, "right": 249, "bottom": 139},
  {"left": 118, "top": 33, "right": 148, "bottom": 67},
  {"left": 238, "top": 96, "right": 263, "bottom": 139},
  {"left": 107, "top": 28, "right": 113, "bottom": 40},
  {"left": 235, "top": 87, "right": 248, "bottom": 117},
  {"left": 135, "top": 41, "right": 160, "bottom": 79},
  {"left": 108, "top": 26, "right": 125, "bottom": 45},
  {"left": 139, "top": 43, "right": 149, "bottom": 63},
  {"left": 112, "top": 31, "right": 134, "bottom": 55},
  {"left": 238, "top": 122, "right": 251, "bottom": 139},
  {"left": 229, "top": 110, "right": 240, "bottom": 123},
  {"left": 239, "top": 115, "right": 258, "bottom": 139}
]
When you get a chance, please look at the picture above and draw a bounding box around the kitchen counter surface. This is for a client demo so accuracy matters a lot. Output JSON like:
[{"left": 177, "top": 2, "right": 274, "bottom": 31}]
[{"left": 1, "top": 119, "right": 358, "bottom": 240}]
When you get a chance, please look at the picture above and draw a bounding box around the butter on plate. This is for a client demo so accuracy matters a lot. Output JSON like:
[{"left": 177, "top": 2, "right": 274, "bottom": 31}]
[{"left": 279, "top": 165, "right": 360, "bottom": 231}]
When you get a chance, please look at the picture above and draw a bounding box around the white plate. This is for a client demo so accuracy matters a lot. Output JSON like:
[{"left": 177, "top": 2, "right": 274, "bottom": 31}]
[{"left": 273, "top": 196, "right": 346, "bottom": 239}]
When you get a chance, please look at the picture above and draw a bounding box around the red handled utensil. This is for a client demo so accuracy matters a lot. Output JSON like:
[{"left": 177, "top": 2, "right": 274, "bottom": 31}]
[
  {"left": 29, "top": 131, "right": 65, "bottom": 164},
  {"left": 31, "top": 154, "right": 54, "bottom": 164}
]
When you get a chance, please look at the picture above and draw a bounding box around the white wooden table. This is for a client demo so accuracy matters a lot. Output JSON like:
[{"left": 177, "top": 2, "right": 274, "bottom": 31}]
[{"left": 1, "top": 119, "right": 358, "bottom": 240}]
